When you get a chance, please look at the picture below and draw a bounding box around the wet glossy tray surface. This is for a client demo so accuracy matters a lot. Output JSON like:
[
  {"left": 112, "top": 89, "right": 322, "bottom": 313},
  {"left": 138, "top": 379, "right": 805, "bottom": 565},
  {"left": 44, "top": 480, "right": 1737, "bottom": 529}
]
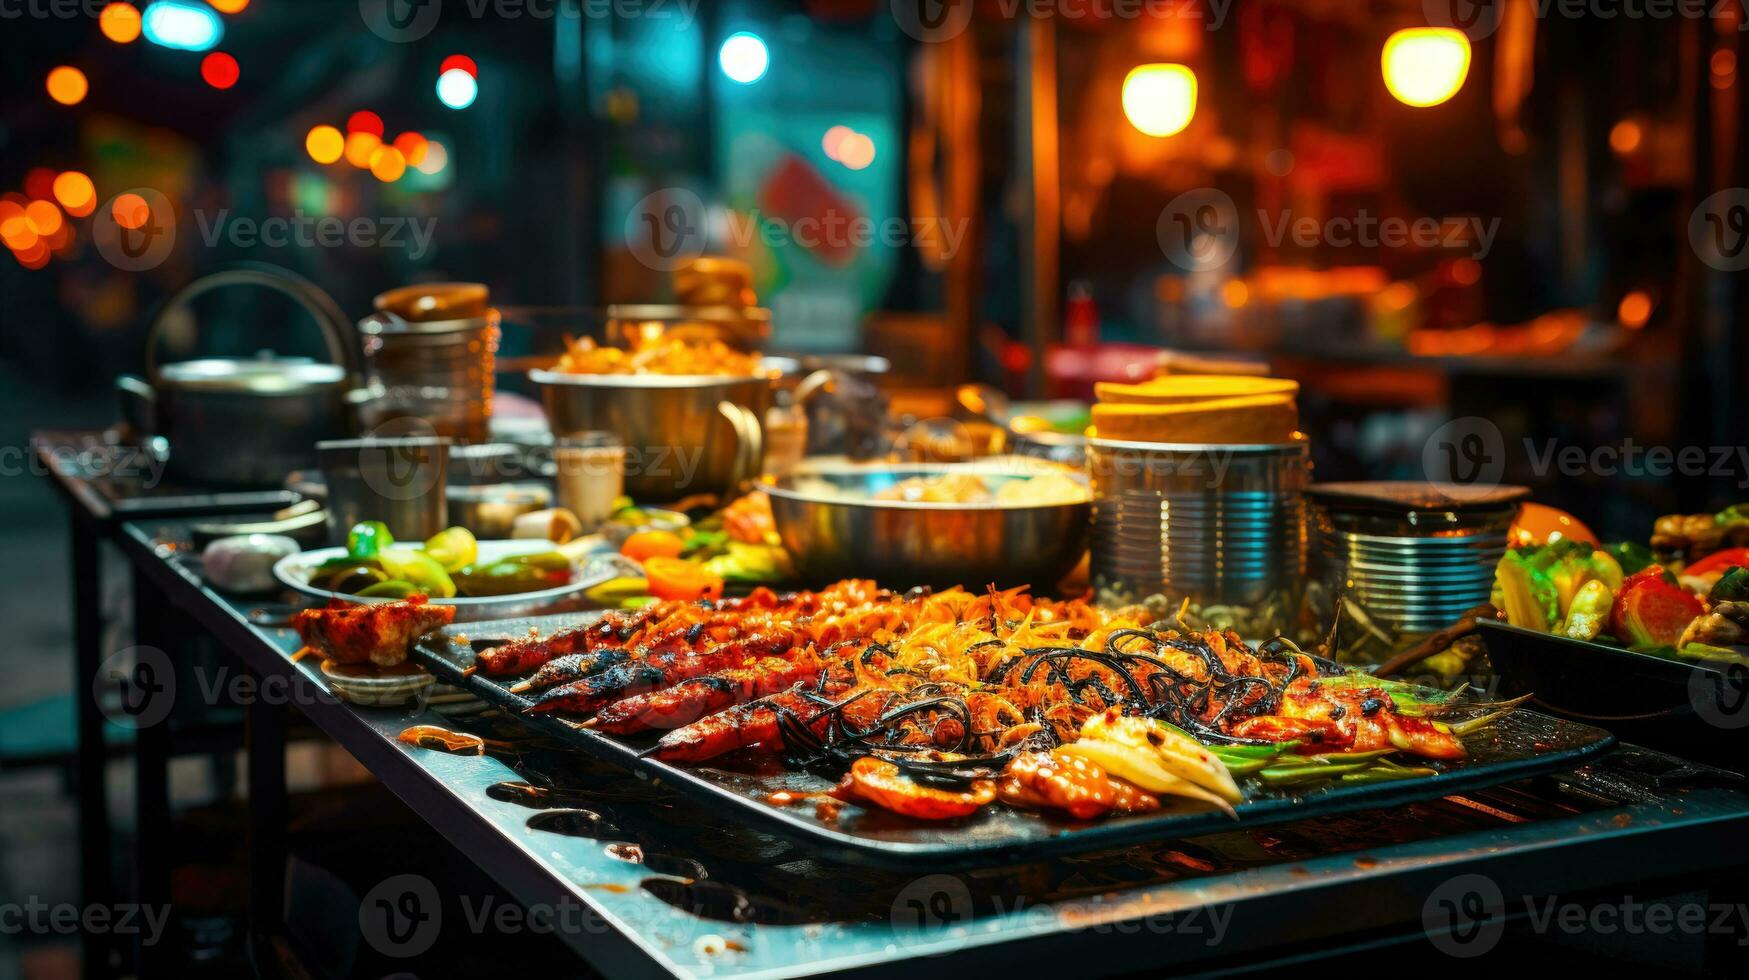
[{"left": 416, "top": 613, "right": 1618, "bottom": 868}]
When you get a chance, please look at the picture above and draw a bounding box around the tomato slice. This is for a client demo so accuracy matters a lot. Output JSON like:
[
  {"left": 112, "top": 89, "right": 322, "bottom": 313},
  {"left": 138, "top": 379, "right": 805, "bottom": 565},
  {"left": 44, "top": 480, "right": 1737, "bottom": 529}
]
[
  {"left": 643, "top": 556, "right": 724, "bottom": 601},
  {"left": 621, "top": 530, "right": 686, "bottom": 563},
  {"left": 843, "top": 757, "right": 995, "bottom": 820},
  {"left": 1684, "top": 548, "right": 1749, "bottom": 578}
]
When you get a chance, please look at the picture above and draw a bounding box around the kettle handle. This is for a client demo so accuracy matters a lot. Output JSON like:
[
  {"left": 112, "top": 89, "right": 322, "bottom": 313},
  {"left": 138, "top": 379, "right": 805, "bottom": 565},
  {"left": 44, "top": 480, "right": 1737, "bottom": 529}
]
[
  {"left": 717, "top": 401, "right": 765, "bottom": 498},
  {"left": 144, "top": 264, "right": 359, "bottom": 385},
  {"left": 116, "top": 374, "right": 157, "bottom": 439}
]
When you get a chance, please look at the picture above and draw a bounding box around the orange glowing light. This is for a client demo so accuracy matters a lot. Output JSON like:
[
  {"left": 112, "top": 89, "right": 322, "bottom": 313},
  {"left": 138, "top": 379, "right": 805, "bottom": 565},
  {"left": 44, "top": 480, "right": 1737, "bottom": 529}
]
[
  {"left": 100, "top": 3, "right": 142, "bottom": 43},
  {"left": 53, "top": 171, "right": 96, "bottom": 211},
  {"left": 112, "top": 193, "right": 150, "bottom": 230},
  {"left": 207, "top": 0, "right": 250, "bottom": 11},
  {"left": 392, "top": 132, "right": 428, "bottom": 167},
  {"left": 1122, "top": 64, "right": 1197, "bottom": 137},
  {"left": 440, "top": 54, "right": 478, "bottom": 77},
  {"left": 24, "top": 200, "right": 63, "bottom": 237},
  {"left": 2, "top": 217, "right": 40, "bottom": 253},
  {"left": 201, "top": 52, "right": 239, "bottom": 89},
  {"left": 306, "top": 125, "right": 344, "bottom": 164},
  {"left": 1381, "top": 28, "right": 1471, "bottom": 108},
  {"left": 1609, "top": 119, "right": 1643, "bottom": 155},
  {"left": 822, "top": 125, "right": 852, "bottom": 161},
  {"left": 1450, "top": 257, "right": 1483, "bottom": 286},
  {"left": 347, "top": 111, "right": 384, "bottom": 137},
  {"left": 14, "top": 239, "right": 51, "bottom": 268},
  {"left": 369, "top": 146, "right": 407, "bottom": 182},
  {"left": 836, "top": 133, "right": 875, "bottom": 170},
  {"left": 1618, "top": 291, "right": 1652, "bottom": 330},
  {"left": 344, "top": 131, "right": 381, "bottom": 168},
  {"left": 46, "top": 66, "right": 89, "bottom": 106},
  {"left": 1221, "top": 280, "right": 1250, "bottom": 308}
]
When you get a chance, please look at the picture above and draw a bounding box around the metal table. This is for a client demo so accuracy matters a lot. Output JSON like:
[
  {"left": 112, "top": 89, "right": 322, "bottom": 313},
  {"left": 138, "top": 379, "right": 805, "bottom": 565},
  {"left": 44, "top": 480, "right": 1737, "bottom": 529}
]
[
  {"left": 29, "top": 431, "right": 300, "bottom": 979},
  {"left": 116, "top": 514, "right": 1749, "bottom": 978}
]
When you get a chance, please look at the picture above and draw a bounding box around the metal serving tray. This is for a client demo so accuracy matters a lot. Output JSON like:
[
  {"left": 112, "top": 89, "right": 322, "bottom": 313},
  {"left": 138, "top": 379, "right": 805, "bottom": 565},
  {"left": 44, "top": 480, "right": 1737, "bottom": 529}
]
[
  {"left": 1479, "top": 619, "right": 1745, "bottom": 771},
  {"left": 416, "top": 613, "right": 1618, "bottom": 869}
]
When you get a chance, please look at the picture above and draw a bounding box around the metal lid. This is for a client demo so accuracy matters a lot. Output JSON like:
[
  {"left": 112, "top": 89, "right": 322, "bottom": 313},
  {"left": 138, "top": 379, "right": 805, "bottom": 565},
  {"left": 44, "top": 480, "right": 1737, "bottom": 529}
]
[
  {"left": 605, "top": 304, "right": 771, "bottom": 325},
  {"left": 359, "top": 309, "right": 498, "bottom": 337},
  {"left": 158, "top": 357, "right": 346, "bottom": 394},
  {"left": 1306, "top": 481, "right": 1530, "bottom": 513}
]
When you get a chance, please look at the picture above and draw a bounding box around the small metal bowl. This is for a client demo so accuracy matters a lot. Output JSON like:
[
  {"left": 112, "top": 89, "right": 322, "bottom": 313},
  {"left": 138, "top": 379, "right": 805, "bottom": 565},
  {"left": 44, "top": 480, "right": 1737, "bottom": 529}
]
[{"left": 765, "top": 458, "right": 1091, "bottom": 591}]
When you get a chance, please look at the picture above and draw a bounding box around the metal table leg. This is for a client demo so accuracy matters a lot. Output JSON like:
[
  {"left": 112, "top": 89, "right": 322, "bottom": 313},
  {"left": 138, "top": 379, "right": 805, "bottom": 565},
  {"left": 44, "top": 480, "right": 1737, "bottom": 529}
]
[
  {"left": 130, "top": 565, "right": 172, "bottom": 979},
  {"left": 245, "top": 673, "right": 287, "bottom": 977},
  {"left": 71, "top": 514, "right": 112, "bottom": 980}
]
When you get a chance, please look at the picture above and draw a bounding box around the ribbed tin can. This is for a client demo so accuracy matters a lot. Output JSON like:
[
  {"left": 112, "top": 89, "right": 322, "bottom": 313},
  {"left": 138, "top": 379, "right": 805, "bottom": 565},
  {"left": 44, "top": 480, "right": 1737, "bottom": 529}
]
[
  {"left": 1307, "top": 483, "right": 1526, "bottom": 636},
  {"left": 1089, "top": 438, "right": 1310, "bottom": 633},
  {"left": 357, "top": 309, "right": 500, "bottom": 444}
]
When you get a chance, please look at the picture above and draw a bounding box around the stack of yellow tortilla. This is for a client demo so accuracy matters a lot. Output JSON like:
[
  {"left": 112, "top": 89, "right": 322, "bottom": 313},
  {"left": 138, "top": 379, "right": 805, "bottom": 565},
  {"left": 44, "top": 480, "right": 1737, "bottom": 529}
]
[{"left": 1090, "top": 375, "right": 1300, "bottom": 444}]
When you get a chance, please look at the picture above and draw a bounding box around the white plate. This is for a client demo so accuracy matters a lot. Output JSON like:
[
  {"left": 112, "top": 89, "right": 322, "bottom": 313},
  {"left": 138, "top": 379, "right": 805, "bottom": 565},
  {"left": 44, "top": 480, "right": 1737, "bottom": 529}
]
[{"left": 274, "top": 538, "right": 603, "bottom": 612}]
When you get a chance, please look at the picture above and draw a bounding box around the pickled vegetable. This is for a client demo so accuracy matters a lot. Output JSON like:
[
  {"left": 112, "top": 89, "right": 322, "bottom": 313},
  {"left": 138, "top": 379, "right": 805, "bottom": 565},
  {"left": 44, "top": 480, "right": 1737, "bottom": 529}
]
[
  {"left": 377, "top": 549, "right": 457, "bottom": 599},
  {"left": 346, "top": 521, "right": 394, "bottom": 559},
  {"left": 423, "top": 527, "right": 478, "bottom": 572}
]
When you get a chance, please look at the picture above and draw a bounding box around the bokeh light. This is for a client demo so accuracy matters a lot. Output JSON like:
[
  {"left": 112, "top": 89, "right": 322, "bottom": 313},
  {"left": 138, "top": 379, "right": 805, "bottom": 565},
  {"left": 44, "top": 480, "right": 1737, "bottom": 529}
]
[
  {"left": 1619, "top": 291, "right": 1653, "bottom": 330},
  {"left": 24, "top": 200, "right": 64, "bottom": 237},
  {"left": 718, "top": 32, "right": 769, "bottom": 84},
  {"left": 1609, "top": 118, "right": 1644, "bottom": 155},
  {"left": 436, "top": 68, "right": 478, "bottom": 109},
  {"left": 822, "top": 125, "right": 852, "bottom": 160},
  {"left": 201, "top": 52, "right": 239, "bottom": 89},
  {"left": 207, "top": 0, "right": 249, "bottom": 12},
  {"left": 46, "top": 67, "right": 89, "bottom": 106},
  {"left": 1122, "top": 64, "right": 1197, "bottom": 137},
  {"left": 55, "top": 172, "right": 98, "bottom": 216},
  {"left": 415, "top": 139, "right": 449, "bottom": 175},
  {"left": 370, "top": 146, "right": 407, "bottom": 182},
  {"left": 1382, "top": 28, "right": 1471, "bottom": 108},
  {"left": 347, "top": 111, "right": 384, "bottom": 137},
  {"left": 100, "top": 3, "right": 143, "bottom": 43},
  {"left": 306, "top": 125, "right": 344, "bottom": 164},
  {"left": 440, "top": 54, "right": 478, "bottom": 78},
  {"left": 836, "top": 133, "right": 876, "bottom": 170},
  {"left": 392, "top": 132, "right": 429, "bottom": 167},
  {"left": 112, "top": 193, "right": 151, "bottom": 230},
  {"left": 344, "top": 131, "right": 382, "bottom": 168},
  {"left": 24, "top": 168, "right": 57, "bottom": 201},
  {"left": 141, "top": 1, "right": 224, "bottom": 51}
]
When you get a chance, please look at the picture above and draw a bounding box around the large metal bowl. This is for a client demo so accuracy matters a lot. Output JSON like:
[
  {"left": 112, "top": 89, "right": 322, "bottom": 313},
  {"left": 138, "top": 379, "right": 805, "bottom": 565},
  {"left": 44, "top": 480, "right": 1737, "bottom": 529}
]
[
  {"left": 531, "top": 369, "right": 770, "bottom": 503},
  {"left": 765, "top": 459, "right": 1091, "bottom": 591}
]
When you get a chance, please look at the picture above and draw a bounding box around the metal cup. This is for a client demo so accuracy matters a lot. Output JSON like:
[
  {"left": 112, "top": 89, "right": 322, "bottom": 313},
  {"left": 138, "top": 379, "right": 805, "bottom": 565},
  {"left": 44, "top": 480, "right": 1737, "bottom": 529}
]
[{"left": 317, "top": 436, "right": 451, "bottom": 545}]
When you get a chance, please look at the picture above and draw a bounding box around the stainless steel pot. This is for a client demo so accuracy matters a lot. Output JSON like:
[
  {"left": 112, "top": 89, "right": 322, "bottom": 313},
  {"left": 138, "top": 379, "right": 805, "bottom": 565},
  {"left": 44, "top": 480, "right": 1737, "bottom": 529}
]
[
  {"left": 765, "top": 458, "right": 1091, "bottom": 591},
  {"left": 531, "top": 369, "right": 767, "bottom": 503},
  {"left": 116, "top": 266, "right": 369, "bottom": 488}
]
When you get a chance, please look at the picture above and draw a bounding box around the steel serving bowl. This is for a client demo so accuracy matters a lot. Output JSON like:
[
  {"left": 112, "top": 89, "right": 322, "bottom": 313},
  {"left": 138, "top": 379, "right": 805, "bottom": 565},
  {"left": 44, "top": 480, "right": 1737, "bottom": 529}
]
[
  {"left": 765, "top": 458, "right": 1091, "bottom": 591},
  {"left": 531, "top": 368, "right": 770, "bottom": 503}
]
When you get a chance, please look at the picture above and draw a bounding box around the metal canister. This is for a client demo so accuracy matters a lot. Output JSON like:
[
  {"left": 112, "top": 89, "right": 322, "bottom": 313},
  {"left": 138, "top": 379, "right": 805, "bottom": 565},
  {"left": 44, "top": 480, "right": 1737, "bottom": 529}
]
[
  {"left": 1308, "top": 483, "right": 1527, "bottom": 636},
  {"left": 1089, "top": 437, "right": 1310, "bottom": 634},
  {"left": 356, "top": 309, "right": 500, "bottom": 443}
]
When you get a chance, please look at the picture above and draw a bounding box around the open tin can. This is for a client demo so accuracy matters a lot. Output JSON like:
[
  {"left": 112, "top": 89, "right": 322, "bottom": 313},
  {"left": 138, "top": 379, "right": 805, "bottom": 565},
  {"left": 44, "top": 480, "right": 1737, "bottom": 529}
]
[{"left": 1089, "top": 437, "right": 1310, "bottom": 635}]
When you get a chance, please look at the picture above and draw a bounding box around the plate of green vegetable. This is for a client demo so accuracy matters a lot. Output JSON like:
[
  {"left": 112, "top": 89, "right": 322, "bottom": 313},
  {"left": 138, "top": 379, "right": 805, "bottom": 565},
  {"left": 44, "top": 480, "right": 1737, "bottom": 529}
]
[{"left": 274, "top": 521, "right": 610, "bottom": 613}]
